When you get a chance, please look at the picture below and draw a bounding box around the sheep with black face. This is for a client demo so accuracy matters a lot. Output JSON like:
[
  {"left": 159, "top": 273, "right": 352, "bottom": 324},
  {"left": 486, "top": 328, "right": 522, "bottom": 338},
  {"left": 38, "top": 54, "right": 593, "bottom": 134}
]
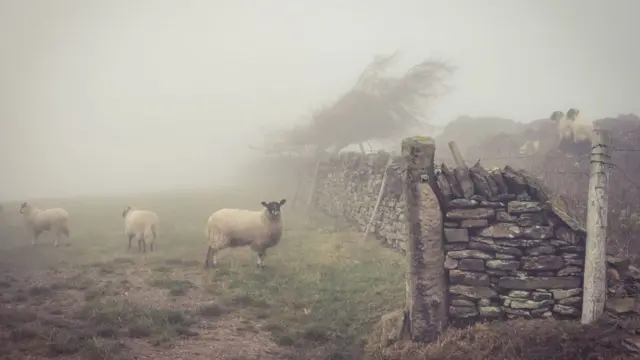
[
  {"left": 550, "top": 108, "right": 594, "bottom": 144},
  {"left": 565, "top": 108, "right": 594, "bottom": 143},
  {"left": 204, "top": 199, "right": 286, "bottom": 269}
]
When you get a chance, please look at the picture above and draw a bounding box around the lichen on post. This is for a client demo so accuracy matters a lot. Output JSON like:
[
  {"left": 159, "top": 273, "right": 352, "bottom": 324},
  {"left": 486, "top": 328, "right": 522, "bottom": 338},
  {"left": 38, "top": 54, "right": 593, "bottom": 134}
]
[{"left": 401, "top": 136, "right": 448, "bottom": 343}]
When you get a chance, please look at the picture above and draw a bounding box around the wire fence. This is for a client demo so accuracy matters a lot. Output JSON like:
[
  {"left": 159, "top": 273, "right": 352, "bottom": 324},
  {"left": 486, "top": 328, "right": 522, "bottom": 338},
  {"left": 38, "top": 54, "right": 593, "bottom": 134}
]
[{"left": 431, "top": 147, "right": 640, "bottom": 190}]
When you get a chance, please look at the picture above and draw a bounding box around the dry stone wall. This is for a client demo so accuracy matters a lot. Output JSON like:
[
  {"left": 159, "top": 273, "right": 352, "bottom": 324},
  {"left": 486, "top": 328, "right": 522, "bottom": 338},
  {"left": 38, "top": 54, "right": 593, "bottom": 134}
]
[
  {"left": 314, "top": 151, "right": 408, "bottom": 251},
  {"left": 440, "top": 176, "right": 586, "bottom": 321},
  {"left": 312, "top": 150, "right": 634, "bottom": 324}
]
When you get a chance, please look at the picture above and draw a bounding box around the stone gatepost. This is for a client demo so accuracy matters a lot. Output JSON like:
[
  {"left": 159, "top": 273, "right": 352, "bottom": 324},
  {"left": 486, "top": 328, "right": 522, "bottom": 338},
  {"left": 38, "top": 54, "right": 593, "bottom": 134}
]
[{"left": 402, "top": 136, "right": 448, "bottom": 342}]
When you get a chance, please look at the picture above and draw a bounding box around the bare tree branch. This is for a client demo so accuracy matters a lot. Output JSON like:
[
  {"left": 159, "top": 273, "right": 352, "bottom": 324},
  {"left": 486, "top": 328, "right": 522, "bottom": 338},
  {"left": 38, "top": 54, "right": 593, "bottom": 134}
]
[{"left": 261, "top": 52, "right": 454, "bottom": 155}]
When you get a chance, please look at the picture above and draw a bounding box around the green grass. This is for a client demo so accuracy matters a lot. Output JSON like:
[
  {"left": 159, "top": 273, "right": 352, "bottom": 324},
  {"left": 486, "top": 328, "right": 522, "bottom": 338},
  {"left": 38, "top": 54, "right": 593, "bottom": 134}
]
[
  {"left": 201, "top": 225, "right": 406, "bottom": 347},
  {"left": 148, "top": 278, "right": 195, "bottom": 296},
  {"left": 79, "top": 298, "right": 197, "bottom": 340},
  {"left": 0, "top": 187, "right": 406, "bottom": 356},
  {"left": 0, "top": 306, "right": 129, "bottom": 359}
]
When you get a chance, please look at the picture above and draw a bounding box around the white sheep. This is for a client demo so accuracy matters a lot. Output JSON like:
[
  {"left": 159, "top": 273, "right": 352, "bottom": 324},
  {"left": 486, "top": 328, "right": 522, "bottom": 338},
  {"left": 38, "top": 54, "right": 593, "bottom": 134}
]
[
  {"left": 204, "top": 199, "right": 286, "bottom": 269},
  {"left": 565, "top": 108, "right": 594, "bottom": 143},
  {"left": 550, "top": 110, "right": 574, "bottom": 142},
  {"left": 550, "top": 109, "right": 594, "bottom": 144},
  {"left": 122, "top": 206, "right": 159, "bottom": 253},
  {"left": 19, "top": 202, "right": 70, "bottom": 247}
]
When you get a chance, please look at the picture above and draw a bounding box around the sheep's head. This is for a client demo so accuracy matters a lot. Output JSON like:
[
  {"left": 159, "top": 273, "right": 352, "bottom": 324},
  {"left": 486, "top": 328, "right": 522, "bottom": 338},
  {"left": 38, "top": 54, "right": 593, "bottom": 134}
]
[
  {"left": 122, "top": 206, "right": 133, "bottom": 218},
  {"left": 566, "top": 108, "right": 580, "bottom": 121},
  {"left": 260, "top": 199, "right": 286, "bottom": 220},
  {"left": 550, "top": 111, "right": 565, "bottom": 122},
  {"left": 19, "top": 202, "right": 29, "bottom": 214}
]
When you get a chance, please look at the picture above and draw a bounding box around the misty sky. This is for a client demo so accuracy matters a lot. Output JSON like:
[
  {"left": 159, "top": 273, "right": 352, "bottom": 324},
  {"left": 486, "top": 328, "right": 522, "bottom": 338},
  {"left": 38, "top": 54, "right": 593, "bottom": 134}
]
[{"left": 1, "top": 0, "right": 639, "bottom": 201}]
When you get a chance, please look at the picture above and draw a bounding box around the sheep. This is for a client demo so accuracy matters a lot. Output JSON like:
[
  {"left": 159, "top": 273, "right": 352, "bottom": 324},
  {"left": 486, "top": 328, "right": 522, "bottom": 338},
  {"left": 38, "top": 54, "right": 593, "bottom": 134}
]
[
  {"left": 122, "top": 206, "right": 159, "bottom": 253},
  {"left": 19, "top": 202, "right": 70, "bottom": 247},
  {"left": 550, "top": 109, "right": 594, "bottom": 144},
  {"left": 551, "top": 110, "right": 574, "bottom": 142},
  {"left": 204, "top": 199, "right": 286, "bottom": 269},
  {"left": 565, "top": 108, "right": 594, "bottom": 143}
]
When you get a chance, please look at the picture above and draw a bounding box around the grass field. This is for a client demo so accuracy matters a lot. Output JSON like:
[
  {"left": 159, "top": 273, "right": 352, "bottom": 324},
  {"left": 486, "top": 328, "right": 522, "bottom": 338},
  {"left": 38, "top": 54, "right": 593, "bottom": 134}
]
[{"left": 0, "top": 188, "right": 406, "bottom": 360}]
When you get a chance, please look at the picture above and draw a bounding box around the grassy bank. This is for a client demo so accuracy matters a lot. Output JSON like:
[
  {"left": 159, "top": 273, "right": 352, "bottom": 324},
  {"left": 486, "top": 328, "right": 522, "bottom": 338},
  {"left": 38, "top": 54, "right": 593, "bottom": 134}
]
[{"left": 0, "top": 188, "right": 405, "bottom": 359}]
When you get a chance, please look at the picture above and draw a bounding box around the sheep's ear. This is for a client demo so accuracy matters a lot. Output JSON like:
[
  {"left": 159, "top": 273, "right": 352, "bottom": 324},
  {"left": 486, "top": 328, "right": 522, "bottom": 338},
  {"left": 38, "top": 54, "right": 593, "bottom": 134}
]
[
  {"left": 260, "top": 201, "right": 268, "bottom": 208},
  {"left": 279, "top": 199, "right": 286, "bottom": 206}
]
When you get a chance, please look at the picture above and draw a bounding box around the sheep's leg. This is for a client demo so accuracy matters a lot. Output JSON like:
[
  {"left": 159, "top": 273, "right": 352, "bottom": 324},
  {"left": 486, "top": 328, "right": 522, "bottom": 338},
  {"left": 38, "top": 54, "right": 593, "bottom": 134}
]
[
  {"left": 256, "top": 250, "right": 267, "bottom": 269},
  {"left": 205, "top": 231, "right": 226, "bottom": 269},
  {"left": 62, "top": 228, "right": 70, "bottom": 246},
  {"left": 204, "top": 246, "right": 218, "bottom": 269},
  {"left": 31, "top": 231, "right": 41, "bottom": 247},
  {"left": 205, "top": 246, "right": 219, "bottom": 269},
  {"left": 211, "top": 250, "right": 218, "bottom": 267},
  {"left": 127, "top": 235, "right": 133, "bottom": 251},
  {"left": 138, "top": 236, "right": 146, "bottom": 253},
  {"left": 145, "top": 227, "right": 154, "bottom": 252},
  {"left": 53, "top": 233, "right": 59, "bottom": 247},
  {"left": 204, "top": 246, "right": 212, "bottom": 269}
]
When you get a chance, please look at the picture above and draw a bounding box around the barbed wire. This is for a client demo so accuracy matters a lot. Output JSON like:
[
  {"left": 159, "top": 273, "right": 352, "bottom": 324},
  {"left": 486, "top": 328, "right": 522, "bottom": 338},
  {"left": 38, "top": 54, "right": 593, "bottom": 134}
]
[
  {"left": 316, "top": 142, "right": 640, "bottom": 195},
  {"left": 612, "top": 147, "right": 640, "bottom": 152},
  {"left": 428, "top": 144, "right": 640, "bottom": 196}
]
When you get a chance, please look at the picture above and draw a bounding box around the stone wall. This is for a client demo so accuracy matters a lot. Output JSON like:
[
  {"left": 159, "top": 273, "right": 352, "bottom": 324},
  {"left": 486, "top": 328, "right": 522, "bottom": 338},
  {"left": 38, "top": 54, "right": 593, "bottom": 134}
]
[
  {"left": 314, "top": 151, "right": 408, "bottom": 251},
  {"left": 439, "top": 167, "right": 586, "bottom": 321},
  {"left": 312, "top": 150, "right": 637, "bottom": 324}
]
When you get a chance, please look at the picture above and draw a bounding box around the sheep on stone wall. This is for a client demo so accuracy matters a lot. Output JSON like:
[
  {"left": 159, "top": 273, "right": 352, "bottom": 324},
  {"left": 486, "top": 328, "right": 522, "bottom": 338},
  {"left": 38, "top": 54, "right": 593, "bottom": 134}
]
[
  {"left": 204, "top": 199, "right": 286, "bottom": 269},
  {"left": 566, "top": 108, "right": 595, "bottom": 143},
  {"left": 19, "top": 202, "right": 70, "bottom": 247},
  {"left": 122, "top": 206, "right": 159, "bottom": 253},
  {"left": 550, "top": 109, "right": 594, "bottom": 144}
]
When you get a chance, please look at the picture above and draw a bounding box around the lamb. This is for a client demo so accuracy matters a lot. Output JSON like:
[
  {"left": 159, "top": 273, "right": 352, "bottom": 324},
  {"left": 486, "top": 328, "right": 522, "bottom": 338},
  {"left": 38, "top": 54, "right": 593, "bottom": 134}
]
[
  {"left": 122, "top": 206, "right": 159, "bottom": 253},
  {"left": 19, "top": 202, "right": 70, "bottom": 247},
  {"left": 204, "top": 199, "right": 286, "bottom": 269}
]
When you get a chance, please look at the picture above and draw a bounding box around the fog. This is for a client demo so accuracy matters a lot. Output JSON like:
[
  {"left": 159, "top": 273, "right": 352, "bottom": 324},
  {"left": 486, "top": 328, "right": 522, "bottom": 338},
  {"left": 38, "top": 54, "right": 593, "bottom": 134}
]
[{"left": 1, "top": 0, "right": 639, "bottom": 202}]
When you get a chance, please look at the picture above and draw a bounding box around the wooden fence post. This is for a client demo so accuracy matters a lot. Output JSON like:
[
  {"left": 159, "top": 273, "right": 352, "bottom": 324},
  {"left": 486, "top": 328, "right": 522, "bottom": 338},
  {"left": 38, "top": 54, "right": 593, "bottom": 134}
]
[
  {"left": 305, "top": 158, "right": 322, "bottom": 213},
  {"left": 581, "top": 128, "right": 611, "bottom": 324},
  {"left": 363, "top": 156, "right": 394, "bottom": 241},
  {"left": 447, "top": 141, "right": 474, "bottom": 198},
  {"left": 290, "top": 168, "right": 304, "bottom": 209},
  {"left": 447, "top": 141, "right": 467, "bottom": 169},
  {"left": 402, "top": 136, "right": 448, "bottom": 342}
]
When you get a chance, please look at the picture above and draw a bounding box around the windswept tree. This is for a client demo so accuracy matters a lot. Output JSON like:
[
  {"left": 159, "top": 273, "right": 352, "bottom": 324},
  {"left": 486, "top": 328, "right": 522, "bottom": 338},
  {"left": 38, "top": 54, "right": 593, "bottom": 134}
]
[{"left": 263, "top": 52, "right": 454, "bottom": 155}]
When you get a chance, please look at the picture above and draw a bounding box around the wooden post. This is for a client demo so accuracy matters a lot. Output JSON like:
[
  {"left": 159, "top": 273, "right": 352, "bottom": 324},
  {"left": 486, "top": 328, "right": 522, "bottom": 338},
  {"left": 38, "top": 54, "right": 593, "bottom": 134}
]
[
  {"left": 290, "top": 169, "right": 304, "bottom": 209},
  {"left": 447, "top": 141, "right": 468, "bottom": 169},
  {"left": 363, "top": 156, "right": 393, "bottom": 240},
  {"left": 305, "top": 158, "right": 321, "bottom": 213},
  {"left": 447, "top": 141, "right": 474, "bottom": 198},
  {"left": 581, "top": 128, "right": 611, "bottom": 324},
  {"left": 402, "top": 136, "right": 448, "bottom": 342}
]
